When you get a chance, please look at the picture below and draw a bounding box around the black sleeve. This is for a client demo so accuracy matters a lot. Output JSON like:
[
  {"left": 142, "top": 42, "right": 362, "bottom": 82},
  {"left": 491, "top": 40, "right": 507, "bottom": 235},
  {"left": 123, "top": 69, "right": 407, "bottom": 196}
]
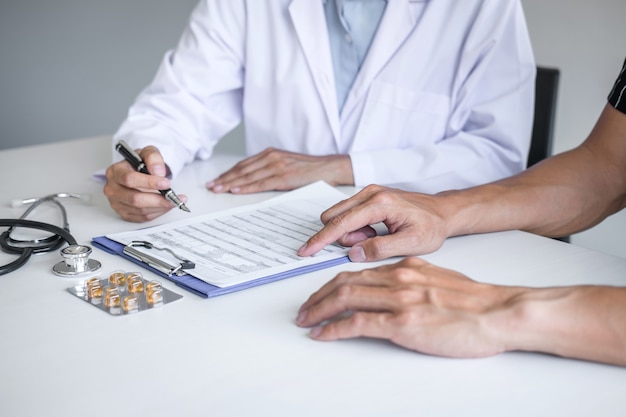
[{"left": 607, "top": 57, "right": 626, "bottom": 114}]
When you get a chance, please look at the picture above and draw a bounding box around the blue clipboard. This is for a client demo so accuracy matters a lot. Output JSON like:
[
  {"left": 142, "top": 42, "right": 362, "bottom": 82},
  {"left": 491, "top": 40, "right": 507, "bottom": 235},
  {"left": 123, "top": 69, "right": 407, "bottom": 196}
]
[{"left": 92, "top": 235, "right": 350, "bottom": 298}]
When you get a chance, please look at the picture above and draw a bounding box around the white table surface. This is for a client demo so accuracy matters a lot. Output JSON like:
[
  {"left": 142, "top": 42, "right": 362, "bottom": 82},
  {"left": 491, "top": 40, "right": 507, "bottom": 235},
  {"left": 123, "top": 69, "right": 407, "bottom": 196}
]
[{"left": 1, "top": 136, "right": 625, "bottom": 417}]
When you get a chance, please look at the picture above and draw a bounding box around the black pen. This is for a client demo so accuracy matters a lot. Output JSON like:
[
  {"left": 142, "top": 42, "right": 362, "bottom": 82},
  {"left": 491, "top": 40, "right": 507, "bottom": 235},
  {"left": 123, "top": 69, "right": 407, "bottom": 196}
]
[{"left": 115, "top": 140, "right": 190, "bottom": 213}]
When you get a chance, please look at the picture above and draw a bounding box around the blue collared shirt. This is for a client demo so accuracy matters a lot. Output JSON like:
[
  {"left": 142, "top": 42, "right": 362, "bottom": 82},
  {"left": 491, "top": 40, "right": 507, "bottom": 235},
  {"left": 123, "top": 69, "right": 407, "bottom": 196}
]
[{"left": 324, "top": 0, "right": 387, "bottom": 113}]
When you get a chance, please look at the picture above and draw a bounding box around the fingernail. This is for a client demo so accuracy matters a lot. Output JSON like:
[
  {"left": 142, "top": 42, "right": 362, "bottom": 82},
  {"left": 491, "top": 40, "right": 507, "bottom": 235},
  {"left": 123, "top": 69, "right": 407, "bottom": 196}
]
[
  {"left": 152, "top": 164, "right": 166, "bottom": 177},
  {"left": 297, "top": 243, "right": 308, "bottom": 256},
  {"left": 157, "top": 179, "right": 169, "bottom": 189},
  {"left": 296, "top": 310, "right": 307, "bottom": 325},
  {"left": 349, "top": 245, "right": 366, "bottom": 262},
  {"left": 231, "top": 187, "right": 240, "bottom": 194},
  {"left": 310, "top": 326, "right": 322, "bottom": 337},
  {"left": 206, "top": 181, "right": 215, "bottom": 188},
  {"left": 213, "top": 184, "right": 223, "bottom": 192}
]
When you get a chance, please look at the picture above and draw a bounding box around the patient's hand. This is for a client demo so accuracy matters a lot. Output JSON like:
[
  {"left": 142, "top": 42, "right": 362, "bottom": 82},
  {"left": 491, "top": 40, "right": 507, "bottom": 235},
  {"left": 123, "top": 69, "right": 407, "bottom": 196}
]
[
  {"left": 296, "top": 257, "right": 523, "bottom": 358},
  {"left": 298, "top": 185, "right": 451, "bottom": 262}
]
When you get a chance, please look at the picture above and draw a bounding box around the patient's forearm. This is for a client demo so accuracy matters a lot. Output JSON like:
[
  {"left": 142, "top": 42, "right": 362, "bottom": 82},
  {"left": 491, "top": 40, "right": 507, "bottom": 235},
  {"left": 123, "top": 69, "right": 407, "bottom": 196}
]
[
  {"left": 442, "top": 151, "right": 617, "bottom": 237},
  {"left": 499, "top": 286, "right": 626, "bottom": 366},
  {"left": 440, "top": 105, "right": 626, "bottom": 238}
]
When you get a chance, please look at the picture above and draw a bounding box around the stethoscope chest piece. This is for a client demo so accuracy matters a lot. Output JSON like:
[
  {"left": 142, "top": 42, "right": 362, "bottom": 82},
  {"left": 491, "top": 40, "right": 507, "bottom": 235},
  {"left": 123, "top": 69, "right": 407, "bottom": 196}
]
[{"left": 52, "top": 245, "right": 102, "bottom": 277}]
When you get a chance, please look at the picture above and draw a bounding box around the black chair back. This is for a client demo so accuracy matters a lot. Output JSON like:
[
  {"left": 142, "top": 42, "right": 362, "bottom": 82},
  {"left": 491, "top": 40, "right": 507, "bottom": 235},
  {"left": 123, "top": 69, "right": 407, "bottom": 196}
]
[
  {"left": 528, "top": 67, "right": 560, "bottom": 168},
  {"left": 528, "top": 67, "right": 568, "bottom": 242}
]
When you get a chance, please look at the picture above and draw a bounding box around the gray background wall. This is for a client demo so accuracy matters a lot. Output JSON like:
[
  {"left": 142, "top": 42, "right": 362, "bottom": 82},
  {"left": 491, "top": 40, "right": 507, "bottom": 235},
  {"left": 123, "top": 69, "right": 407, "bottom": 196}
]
[
  {"left": 0, "top": 0, "right": 199, "bottom": 149},
  {"left": 1, "top": 0, "right": 625, "bottom": 258}
]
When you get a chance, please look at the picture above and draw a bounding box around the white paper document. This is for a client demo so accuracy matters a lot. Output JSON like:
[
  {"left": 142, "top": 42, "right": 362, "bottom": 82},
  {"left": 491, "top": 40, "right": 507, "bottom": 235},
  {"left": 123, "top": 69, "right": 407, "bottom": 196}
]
[{"left": 106, "top": 181, "right": 350, "bottom": 288}]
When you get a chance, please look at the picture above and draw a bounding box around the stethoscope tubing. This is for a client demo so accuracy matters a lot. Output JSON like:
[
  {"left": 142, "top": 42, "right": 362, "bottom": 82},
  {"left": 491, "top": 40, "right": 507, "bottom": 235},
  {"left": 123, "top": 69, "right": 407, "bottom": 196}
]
[
  {"left": 0, "top": 219, "right": 78, "bottom": 276},
  {"left": 0, "top": 193, "right": 90, "bottom": 276},
  {"left": 0, "top": 219, "right": 76, "bottom": 246}
]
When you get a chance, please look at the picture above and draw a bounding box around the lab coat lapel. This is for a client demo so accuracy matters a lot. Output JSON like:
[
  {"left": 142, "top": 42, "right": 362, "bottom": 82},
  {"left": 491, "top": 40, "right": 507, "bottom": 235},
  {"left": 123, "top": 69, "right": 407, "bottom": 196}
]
[
  {"left": 289, "top": 0, "right": 341, "bottom": 145},
  {"left": 342, "top": 0, "right": 418, "bottom": 115}
]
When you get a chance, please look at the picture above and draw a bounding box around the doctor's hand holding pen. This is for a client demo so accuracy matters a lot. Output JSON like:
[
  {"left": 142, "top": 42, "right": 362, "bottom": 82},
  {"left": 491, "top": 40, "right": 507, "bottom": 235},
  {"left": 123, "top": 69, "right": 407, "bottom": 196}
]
[
  {"left": 104, "top": 145, "right": 189, "bottom": 223},
  {"left": 205, "top": 147, "right": 355, "bottom": 194}
]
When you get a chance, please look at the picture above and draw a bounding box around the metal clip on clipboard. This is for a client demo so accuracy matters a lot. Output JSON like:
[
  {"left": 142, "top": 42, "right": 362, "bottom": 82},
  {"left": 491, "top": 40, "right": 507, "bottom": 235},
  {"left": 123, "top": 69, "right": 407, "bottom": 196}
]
[{"left": 123, "top": 241, "right": 195, "bottom": 277}]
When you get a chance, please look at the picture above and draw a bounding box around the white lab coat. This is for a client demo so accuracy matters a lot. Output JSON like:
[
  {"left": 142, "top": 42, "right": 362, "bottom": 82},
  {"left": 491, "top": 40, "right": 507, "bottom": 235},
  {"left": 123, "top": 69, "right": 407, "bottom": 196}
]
[{"left": 114, "top": 0, "right": 536, "bottom": 194}]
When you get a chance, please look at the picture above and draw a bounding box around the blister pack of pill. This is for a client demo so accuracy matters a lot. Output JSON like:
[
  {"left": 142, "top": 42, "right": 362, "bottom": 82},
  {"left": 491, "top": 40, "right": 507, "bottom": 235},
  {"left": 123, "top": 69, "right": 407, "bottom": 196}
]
[{"left": 67, "top": 270, "right": 182, "bottom": 315}]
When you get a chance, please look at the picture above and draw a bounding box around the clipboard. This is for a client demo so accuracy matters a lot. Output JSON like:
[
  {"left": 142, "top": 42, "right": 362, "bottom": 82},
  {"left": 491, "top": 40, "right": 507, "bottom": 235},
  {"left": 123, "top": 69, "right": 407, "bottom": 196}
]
[
  {"left": 92, "top": 181, "right": 353, "bottom": 298},
  {"left": 91, "top": 235, "right": 350, "bottom": 298}
]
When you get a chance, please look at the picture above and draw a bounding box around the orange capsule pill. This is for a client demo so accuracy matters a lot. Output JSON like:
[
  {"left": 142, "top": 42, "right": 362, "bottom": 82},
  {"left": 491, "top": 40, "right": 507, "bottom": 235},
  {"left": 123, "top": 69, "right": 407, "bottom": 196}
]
[
  {"left": 126, "top": 272, "right": 143, "bottom": 281},
  {"left": 87, "top": 284, "right": 103, "bottom": 299},
  {"left": 104, "top": 287, "right": 121, "bottom": 308},
  {"left": 109, "top": 271, "right": 126, "bottom": 287},
  {"left": 85, "top": 277, "right": 100, "bottom": 289},
  {"left": 146, "top": 280, "right": 162, "bottom": 293},
  {"left": 146, "top": 288, "right": 164, "bottom": 305},
  {"left": 127, "top": 278, "right": 144, "bottom": 294},
  {"left": 122, "top": 295, "right": 139, "bottom": 313}
]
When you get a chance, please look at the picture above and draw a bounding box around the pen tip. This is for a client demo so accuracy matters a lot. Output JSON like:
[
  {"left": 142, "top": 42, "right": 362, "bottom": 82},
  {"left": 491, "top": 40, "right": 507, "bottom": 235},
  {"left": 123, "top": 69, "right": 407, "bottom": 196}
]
[{"left": 180, "top": 204, "right": 190, "bottom": 213}]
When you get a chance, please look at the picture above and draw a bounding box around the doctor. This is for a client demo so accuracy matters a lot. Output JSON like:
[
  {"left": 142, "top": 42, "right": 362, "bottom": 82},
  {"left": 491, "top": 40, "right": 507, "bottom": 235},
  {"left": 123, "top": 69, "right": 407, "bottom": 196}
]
[{"left": 105, "top": 0, "right": 535, "bottom": 222}]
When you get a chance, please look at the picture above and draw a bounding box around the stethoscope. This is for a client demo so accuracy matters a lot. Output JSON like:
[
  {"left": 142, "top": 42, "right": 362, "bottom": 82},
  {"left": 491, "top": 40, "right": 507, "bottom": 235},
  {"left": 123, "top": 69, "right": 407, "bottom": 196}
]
[{"left": 0, "top": 193, "right": 101, "bottom": 276}]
